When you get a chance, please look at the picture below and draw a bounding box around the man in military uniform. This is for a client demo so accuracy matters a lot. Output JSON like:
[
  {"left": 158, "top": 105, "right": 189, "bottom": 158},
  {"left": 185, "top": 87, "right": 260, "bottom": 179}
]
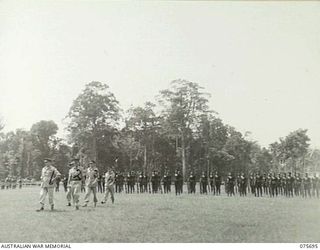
[
  {"left": 55, "top": 175, "right": 61, "bottom": 192},
  {"left": 18, "top": 177, "right": 22, "bottom": 189},
  {"left": 200, "top": 171, "right": 208, "bottom": 194},
  {"left": 209, "top": 172, "right": 215, "bottom": 194},
  {"left": 66, "top": 162, "right": 73, "bottom": 206},
  {"left": 119, "top": 172, "right": 124, "bottom": 193},
  {"left": 37, "top": 158, "right": 61, "bottom": 211},
  {"left": 163, "top": 170, "right": 169, "bottom": 194},
  {"left": 101, "top": 173, "right": 105, "bottom": 193},
  {"left": 138, "top": 171, "right": 144, "bottom": 193},
  {"left": 239, "top": 172, "right": 247, "bottom": 197},
  {"left": 276, "top": 173, "right": 282, "bottom": 196},
  {"left": 286, "top": 172, "right": 294, "bottom": 197},
  {"left": 249, "top": 173, "right": 255, "bottom": 195},
  {"left": 188, "top": 171, "right": 196, "bottom": 194},
  {"left": 281, "top": 173, "right": 287, "bottom": 196},
  {"left": 174, "top": 170, "right": 183, "bottom": 195},
  {"left": 142, "top": 172, "right": 149, "bottom": 193},
  {"left": 178, "top": 170, "right": 183, "bottom": 194},
  {"left": 255, "top": 173, "right": 263, "bottom": 197},
  {"left": 270, "top": 173, "right": 278, "bottom": 197},
  {"left": 97, "top": 174, "right": 102, "bottom": 193},
  {"left": 235, "top": 174, "right": 241, "bottom": 194},
  {"left": 226, "top": 172, "right": 235, "bottom": 196},
  {"left": 62, "top": 175, "right": 68, "bottom": 192},
  {"left": 115, "top": 172, "right": 119, "bottom": 193},
  {"left": 267, "top": 173, "right": 272, "bottom": 196},
  {"left": 294, "top": 173, "right": 302, "bottom": 197},
  {"left": 214, "top": 171, "right": 222, "bottom": 196},
  {"left": 312, "top": 173, "right": 319, "bottom": 198},
  {"left": 262, "top": 174, "right": 267, "bottom": 195},
  {"left": 130, "top": 171, "right": 136, "bottom": 193},
  {"left": 83, "top": 160, "right": 99, "bottom": 207},
  {"left": 303, "top": 173, "right": 311, "bottom": 198},
  {"left": 101, "top": 167, "right": 115, "bottom": 204},
  {"left": 151, "top": 171, "right": 157, "bottom": 193},
  {"left": 67, "top": 159, "right": 83, "bottom": 210},
  {"left": 125, "top": 172, "right": 131, "bottom": 193}
]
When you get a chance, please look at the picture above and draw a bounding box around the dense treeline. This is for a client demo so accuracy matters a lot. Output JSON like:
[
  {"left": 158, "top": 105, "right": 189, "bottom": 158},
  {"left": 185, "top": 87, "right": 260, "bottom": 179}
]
[{"left": 0, "top": 80, "right": 319, "bottom": 180}]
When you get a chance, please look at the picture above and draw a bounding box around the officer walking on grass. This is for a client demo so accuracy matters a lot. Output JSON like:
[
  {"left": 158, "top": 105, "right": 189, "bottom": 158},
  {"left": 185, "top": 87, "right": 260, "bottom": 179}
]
[
  {"left": 101, "top": 167, "right": 115, "bottom": 204},
  {"left": 83, "top": 160, "right": 99, "bottom": 207},
  {"left": 67, "top": 158, "right": 83, "bottom": 210},
  {"left": 37, "top": 158, "right": 61, "bottom": 211}
]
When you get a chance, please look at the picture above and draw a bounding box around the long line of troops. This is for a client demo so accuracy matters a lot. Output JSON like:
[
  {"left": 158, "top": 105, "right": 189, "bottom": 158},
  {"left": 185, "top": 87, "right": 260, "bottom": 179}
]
[
  {"left": 57, "top": 165, "right": 318, "bottom": 199},
  {"left": 101, "top": 170, "right": 319, "bottom": 198},
  {"left": 2, "top": 159, "right": 319, "bottom": 212}
]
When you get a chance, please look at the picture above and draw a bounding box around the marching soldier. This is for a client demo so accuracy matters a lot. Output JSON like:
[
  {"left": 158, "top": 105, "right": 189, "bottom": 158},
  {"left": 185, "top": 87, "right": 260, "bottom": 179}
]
[
  {"left": 67, "top": 158, "right": 83, "bottom": 210},
  {"left": 66, "top": 162, "right": 73, "bottom": 206},
  {"left": 97, "top": 174, "right": 102, "bottom": 193},
  {"left": 62, "top": 175, "right": 68, "bottom": 192},
  {"left": 55, "top": 175, "right": 61, "bottom": 192},
  {"left": 83, "top": 160, "right": 99, "bottom": 207},
  {"left": 101, "top": 167, "right": 115, "bottom": 204},
  {"left": 37, "top": 158, "right": 61, "bottom": 211}
]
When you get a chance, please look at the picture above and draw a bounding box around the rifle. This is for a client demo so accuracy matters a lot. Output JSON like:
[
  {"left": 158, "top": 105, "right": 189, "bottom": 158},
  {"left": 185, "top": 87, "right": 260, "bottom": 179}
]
[{"left": 48, "top": 170, "right": 55, "bottom": 185}]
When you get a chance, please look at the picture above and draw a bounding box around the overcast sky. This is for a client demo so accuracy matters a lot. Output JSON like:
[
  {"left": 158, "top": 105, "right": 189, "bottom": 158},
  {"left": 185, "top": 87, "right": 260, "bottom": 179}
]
[{"left": 0, "top": 1, "right": 320, "bottom": 148}]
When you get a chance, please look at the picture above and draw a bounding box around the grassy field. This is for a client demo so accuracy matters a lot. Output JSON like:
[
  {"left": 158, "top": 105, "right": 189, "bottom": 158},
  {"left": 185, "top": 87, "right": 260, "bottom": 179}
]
[{"left": 0, "top": 186, "right": 319, "bottom": 243}]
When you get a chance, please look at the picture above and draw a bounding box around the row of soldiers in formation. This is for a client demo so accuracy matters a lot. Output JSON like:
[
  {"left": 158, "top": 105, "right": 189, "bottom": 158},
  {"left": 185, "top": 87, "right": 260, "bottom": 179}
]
[
  {"left": 224, "top": 172, "right": 319, "bottom": 198},
  {"left": 0, "top": 176, "right": 23, "bottom": 189},
  {"left": 82, "top": 170, "right": 318, "bottom": 198}
]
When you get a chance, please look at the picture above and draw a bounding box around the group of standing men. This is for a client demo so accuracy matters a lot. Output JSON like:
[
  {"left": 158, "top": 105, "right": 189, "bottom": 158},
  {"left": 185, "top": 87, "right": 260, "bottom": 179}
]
[
  {"left": 37, "top": 158, "right": 116, "bottom": 211},
  {"left": 225, "top": 172, "right": 319, "bottom": 198}
]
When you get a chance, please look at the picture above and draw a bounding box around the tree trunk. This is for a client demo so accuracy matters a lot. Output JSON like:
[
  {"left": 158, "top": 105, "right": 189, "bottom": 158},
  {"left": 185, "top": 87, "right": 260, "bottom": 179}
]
[
  {"left": 92, "top": 126, "right": 98, "bottom": 164},
  {"left": 143, "top": 145, "right": 147, "bottom": 173},
  {"left": 181, "top": 133, "right": 186, "bottom": 180}
]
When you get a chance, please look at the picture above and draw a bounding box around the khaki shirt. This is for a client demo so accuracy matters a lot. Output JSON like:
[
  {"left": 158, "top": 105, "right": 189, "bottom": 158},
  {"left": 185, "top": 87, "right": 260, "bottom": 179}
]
[
  {"left": 40, "top": 165, "right": 61, "bottom": 188},
  {"left": 85, "top": 167, "right": 99, "bottom": 187},
  {"left": 68, "top": 167, "right": 83, "bottom": 183},
  {"left": 105, "top": 171, "right": 115, "bottom": 187}
]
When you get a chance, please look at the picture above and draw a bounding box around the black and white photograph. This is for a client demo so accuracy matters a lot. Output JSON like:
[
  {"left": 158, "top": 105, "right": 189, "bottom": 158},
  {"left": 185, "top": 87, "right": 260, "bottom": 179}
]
[{"left": 0, "top": 0, "right": 319, "bottom": 245}]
